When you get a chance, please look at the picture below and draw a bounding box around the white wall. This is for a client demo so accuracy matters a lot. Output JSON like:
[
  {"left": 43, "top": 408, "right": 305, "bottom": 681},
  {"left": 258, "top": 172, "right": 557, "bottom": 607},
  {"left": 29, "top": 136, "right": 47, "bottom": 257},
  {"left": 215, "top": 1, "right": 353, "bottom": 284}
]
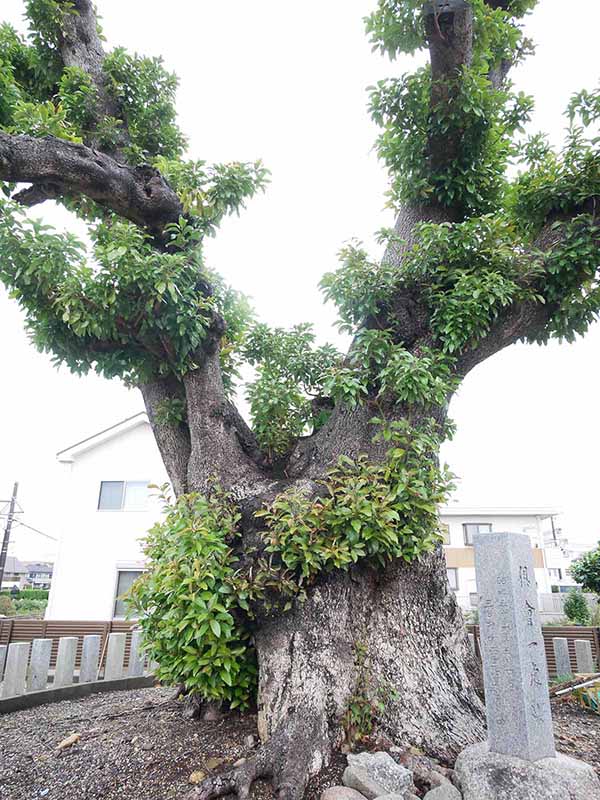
[
  {"left": 46, "top": 421, "right": 167, "bottom": 620},
  {"left": 440, "top": 512, "right": 551, "bottom": 610},
  {"left": 440, "top": 512, "right": 546, "bottom": 549}
]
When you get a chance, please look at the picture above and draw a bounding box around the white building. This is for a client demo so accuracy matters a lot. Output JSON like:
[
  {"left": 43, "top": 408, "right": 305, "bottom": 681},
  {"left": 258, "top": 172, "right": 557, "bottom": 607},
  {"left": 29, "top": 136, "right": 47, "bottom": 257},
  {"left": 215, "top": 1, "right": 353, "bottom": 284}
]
[
  {"left": 47, "top": 413, "right": 580, "bottom": 620},
  {"left": 439, "top": 506, "right": 557, "bottom": 612},
  {"left": 46, "top": 413, "right": 168, "bottom": 620}
]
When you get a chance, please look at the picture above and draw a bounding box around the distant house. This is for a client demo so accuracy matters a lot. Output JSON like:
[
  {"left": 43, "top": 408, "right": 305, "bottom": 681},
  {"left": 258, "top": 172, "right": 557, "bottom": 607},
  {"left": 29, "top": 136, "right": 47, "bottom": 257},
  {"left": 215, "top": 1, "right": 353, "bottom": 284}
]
[
  {"left": 24, "top": 562, "right": 54, "bottom": 590},
  {"left": 47, "top": 413, "right": 168, "bottom": 621},
  {"left": 439, "top": 506, "right": 560, "bottom": 612},
  {"left": 1, "top": 556, "right": 28, "bottom": 590},
  {"left": 47, "top": 412, "right": 587, "bottom": 620}
]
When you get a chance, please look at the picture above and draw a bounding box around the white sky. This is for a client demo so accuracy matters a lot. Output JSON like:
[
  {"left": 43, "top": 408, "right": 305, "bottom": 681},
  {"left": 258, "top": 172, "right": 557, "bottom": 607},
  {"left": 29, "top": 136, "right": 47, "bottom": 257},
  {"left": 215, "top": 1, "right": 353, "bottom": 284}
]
[{"left": 1, "top": 0, "right": 599, "bottom": 561}]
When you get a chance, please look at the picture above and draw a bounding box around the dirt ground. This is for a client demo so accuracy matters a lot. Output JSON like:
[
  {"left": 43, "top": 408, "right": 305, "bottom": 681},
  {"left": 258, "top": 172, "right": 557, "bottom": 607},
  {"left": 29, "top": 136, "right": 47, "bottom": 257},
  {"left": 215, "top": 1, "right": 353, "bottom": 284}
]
[{"left": 0, "top": 687, "right": 598, "bottom": 800}]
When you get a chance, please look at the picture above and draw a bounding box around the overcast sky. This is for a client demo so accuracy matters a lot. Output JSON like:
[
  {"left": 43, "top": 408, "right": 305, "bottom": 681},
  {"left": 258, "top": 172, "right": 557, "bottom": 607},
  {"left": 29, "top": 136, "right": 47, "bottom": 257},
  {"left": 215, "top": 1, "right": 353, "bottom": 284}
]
[{"left": 1, "top": 0, "right": 599, "bottom": 562}]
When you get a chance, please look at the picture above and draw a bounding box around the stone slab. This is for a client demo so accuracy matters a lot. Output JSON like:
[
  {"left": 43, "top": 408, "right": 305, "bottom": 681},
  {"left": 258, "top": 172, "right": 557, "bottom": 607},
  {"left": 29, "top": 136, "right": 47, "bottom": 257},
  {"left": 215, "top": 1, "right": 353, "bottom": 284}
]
[
  {"left": 553, "top": 637, "right": 572, "bottom": 677},
  {"left": 1, "top": 641, "right": 30, "bottom": 698},
  {"left": 104, "top": 632, "right": 126, "bottom": 681},
  {"left": 320, "top": 788, "right": 368, "bottom": 800},
  {"left": 0, "top": 644, "right": 7, "bottom": 682},
  {"left": 423, "top": 786, "right": 461, "bottom": 800},
  {"left": 54, "top": 636, "right": 77, "bottom": 688},
  {"left": 80, "top": 635, "right": 101, "bottom": 683},
  {"left": 27, "top": 638, "right": 52, "bottom": 692},
  {"left": 455, "top": 742, "right": 600, "bottom": 800},
  {"left": 127, "top": 630, "right": 145, "bottom": 677},
  {"left": 343, "top": 753, "right": 412, "bottom": 799},
  {"left": 575, "top": 639, "right": 595, "bottom": 673},
  {"left": 474, "top": 531, "right": 555, "bottom": 761}
]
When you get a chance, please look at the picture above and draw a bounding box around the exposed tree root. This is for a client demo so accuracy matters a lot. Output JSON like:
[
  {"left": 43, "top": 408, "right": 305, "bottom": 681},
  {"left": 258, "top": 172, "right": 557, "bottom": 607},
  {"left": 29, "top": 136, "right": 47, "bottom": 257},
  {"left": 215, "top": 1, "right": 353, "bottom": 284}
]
[{"left": 189, "top": 713, "right": 331, "bottom": 800}]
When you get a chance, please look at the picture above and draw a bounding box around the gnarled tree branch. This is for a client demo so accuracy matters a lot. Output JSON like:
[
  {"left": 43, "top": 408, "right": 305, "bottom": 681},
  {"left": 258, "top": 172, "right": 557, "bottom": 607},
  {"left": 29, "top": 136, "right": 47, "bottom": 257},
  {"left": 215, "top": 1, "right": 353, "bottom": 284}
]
[{"left": 0, "top": 133, "right": 183, "bottom": 236}]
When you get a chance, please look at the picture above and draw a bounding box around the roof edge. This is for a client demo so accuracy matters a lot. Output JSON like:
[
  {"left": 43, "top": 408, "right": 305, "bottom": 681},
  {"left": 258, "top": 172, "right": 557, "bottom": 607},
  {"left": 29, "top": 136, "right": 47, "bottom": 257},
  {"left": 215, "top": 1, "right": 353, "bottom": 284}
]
[{"left": 56, "top": 412, "right": 149, "bottom": 461}]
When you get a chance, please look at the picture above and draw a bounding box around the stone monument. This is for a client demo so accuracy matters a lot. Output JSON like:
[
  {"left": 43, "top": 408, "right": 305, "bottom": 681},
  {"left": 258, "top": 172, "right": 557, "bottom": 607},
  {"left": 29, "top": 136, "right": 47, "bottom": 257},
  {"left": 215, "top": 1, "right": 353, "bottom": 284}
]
[{"left": 455, "top": 531, "right": 600, "bottom": 800}]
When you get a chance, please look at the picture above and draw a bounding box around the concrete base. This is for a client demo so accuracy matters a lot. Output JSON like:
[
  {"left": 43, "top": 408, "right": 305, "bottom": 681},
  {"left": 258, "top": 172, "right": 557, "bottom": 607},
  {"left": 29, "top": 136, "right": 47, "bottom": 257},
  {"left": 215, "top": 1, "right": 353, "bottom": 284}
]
[
  {"left": 455, "top": 743, "right": 600, "bottom": 800},
  {"left": 0, "top": 675, "right": 156, "bottom": 715}
]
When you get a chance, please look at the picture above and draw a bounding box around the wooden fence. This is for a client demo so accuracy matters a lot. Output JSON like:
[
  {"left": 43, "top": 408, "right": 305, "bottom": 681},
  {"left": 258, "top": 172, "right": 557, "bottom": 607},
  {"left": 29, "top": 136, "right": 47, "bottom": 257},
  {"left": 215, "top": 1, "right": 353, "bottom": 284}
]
[
  {"left": 0, "top": 626, "right": 154, "bottom": 704},
  {"left": 468, "top": 624, "right": 600, "bottom": 676},
  {"left": 0, "top": 619, "right": 137, "bottom": 669}
]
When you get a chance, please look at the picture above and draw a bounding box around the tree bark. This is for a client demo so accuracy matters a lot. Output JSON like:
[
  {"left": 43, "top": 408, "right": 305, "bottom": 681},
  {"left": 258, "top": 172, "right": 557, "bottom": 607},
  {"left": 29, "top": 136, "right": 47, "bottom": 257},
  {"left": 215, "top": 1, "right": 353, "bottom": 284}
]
[
  {"left": 0, "top": 133, "right": 183, "bottom": 236},
  {"left": 193, "top": 548, "right": 484, "bottom": 800}
]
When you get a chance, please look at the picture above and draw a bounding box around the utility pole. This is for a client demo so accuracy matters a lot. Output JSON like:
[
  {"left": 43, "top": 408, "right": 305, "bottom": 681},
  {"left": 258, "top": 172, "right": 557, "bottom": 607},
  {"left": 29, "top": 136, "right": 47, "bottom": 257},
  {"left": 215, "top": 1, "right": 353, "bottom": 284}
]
[{"left": 0, "top": 482, "right": 19, "bottom": 589}]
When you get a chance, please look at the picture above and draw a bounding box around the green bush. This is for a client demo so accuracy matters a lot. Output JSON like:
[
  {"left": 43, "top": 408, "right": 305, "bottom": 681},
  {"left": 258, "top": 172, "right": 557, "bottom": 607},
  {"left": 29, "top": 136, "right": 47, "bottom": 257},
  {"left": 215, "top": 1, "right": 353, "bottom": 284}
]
[
  {"left": 0, "top": 595, "right": 16, "bottom": 616},
  {"left": 0, "top": 589, "right": 49, "bottom": 600},
  {"left": 128, "top": 487, "right": 259, "bottom": 710},
  {"left": 563, "top": 590, "right": 591, "bottom": 626},
  {"left": 570, "top": 545, "right": 600, "bottom": 596}
]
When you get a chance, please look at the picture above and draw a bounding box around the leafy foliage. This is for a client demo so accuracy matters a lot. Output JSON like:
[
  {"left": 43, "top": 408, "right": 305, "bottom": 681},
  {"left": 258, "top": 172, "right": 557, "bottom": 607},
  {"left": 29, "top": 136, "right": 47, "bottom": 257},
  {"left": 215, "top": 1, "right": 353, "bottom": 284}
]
[
  {"left": 320, "top": 240, "right": 400, "bottom": 333},
  {"left": 366, "top": 1, "right": 535, "bottom": 214},
  {"left": 368, "top": 65, "right": 532, "bottom": 214},
  {"left": 0, "top": 200, "right": 261, "bottom": 386},
  {"left": 0, "top": 1, "right": 267, "bottom": 389},
  {"left": 242, "top": 323, "right": 340, "bottom": 457},
  {"left": 102, "top": 48, "right": 186, "bottom": 162},
  {"left": 570, "top": 545, "right": 600, "bottom": 597},
  {"left": 259, "top": 419, "right": 452, "bottom": 587},
  {"left": 128, "top": 487, "right": 258, "bottom": 709},
  {"left": 563, "top": 590, "right": 591, "bottom": 626},
  {"left": 323, "top": 328, "right": 458, "bottom": 408},
  {"left": 342, "top": 642, "right": 393, "bottom": 746},
  {"left": 365, "top": 0, "right": 536, "bottom": 60}
]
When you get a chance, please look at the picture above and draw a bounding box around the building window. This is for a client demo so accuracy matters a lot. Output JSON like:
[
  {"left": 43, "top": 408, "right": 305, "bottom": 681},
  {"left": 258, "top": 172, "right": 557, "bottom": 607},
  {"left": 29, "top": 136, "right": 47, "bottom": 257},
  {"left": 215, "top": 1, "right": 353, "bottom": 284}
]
[
  {"left": 440, "top": 523, "right": 451, "bottom": 545},
  {"left": 548, "top": 568, "right": 563, "bottom": 580},
  {"left": 113, "top": 570, "right": 143, "bottom": 618},
  {"left": 98, "top": 481, "right": 149, "bottom": 511},
  {"left": 447, "top": 568, "right": 458, "bottom": 590},
  {"left": 463, "top": 523, "right": 492, "bottom": 546}
]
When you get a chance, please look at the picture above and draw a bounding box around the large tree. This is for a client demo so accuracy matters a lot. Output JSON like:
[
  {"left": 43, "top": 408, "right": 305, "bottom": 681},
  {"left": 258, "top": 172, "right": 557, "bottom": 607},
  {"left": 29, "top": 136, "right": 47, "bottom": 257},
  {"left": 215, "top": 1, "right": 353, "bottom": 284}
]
[{"left": 1, "top": 1, "right": 599, "bottom": 797}]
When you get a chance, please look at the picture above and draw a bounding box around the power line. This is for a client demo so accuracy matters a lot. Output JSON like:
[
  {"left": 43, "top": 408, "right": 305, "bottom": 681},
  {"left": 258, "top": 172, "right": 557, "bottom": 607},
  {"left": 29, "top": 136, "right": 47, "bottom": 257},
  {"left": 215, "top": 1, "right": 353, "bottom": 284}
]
[{"left": 13, "top": 519, "right": 58, "bottom": 543}]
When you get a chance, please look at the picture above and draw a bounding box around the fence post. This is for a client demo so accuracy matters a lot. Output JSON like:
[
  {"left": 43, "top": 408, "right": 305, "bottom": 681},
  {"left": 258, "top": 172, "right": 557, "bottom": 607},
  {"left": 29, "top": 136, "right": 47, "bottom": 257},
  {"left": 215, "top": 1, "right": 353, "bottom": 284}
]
[
  {"left": 575, "top": 640, "right": 596, "bottom": 674},
  {"left": 552, "top": 637, "right": 572, "bottom": 677},
  {"left": 104, "top": 633, "right": 126, "bottom": 681},
  {"left": 54, "top": 637, "right": 78, "bottom": 688},
  {"left": 127, "top": 630, "right": 145, "bottom": 677},
  {"left": 1, "top": 641, "right": 30, "bottom": 698},
  {"left": 593, "top": 627, "right": 600, "bottom": 668},
  {"left": 27, "top": 638, "right": 52, "bottom": 692},
  {"left": 80, "top": 635, "right": 101, "bottom": 683}
]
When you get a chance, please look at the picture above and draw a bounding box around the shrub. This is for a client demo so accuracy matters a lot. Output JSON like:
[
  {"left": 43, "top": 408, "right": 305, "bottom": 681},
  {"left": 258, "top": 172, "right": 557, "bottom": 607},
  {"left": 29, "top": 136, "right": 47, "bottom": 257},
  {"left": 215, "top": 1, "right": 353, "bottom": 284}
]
[
  {"left": 0, "top": 595, "right": 16, "bottom": 616},
  {"left": 570, "top": 545, "right": 600, "bottom": 595},
  {"left": 127, "top": 487, "right": 258, "bottom": 710},
  {"left": 0, "top": 589, "right": 49, "bottom": 600},
  {"left": 563, "top": 590, "right": 591, "bottom": 626}
]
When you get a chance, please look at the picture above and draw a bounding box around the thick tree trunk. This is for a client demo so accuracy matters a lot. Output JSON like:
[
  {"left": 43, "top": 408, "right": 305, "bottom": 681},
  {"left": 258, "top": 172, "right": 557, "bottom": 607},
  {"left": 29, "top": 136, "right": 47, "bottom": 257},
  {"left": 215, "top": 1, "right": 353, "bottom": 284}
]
[{"left": 193, "top": 546, "right": 485, "bottom": 800}]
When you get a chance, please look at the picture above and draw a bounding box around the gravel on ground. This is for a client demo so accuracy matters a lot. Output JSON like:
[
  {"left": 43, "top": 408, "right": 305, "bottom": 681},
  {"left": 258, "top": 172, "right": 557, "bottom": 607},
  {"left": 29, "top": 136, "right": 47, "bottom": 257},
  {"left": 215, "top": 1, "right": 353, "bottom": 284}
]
[{"left": 0, "top": 687, "right": 597, "bottom": 800}]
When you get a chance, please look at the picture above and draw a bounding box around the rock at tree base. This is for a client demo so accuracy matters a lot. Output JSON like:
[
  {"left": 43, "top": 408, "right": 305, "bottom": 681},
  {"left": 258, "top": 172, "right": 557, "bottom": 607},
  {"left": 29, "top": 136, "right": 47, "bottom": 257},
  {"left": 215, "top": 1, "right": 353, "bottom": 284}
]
[
  {"left": 455, "top": 742, "right": 600, "bottom": 800},
  {"left": 343, "top": 752, "right": 413, "bottom": 799},
  {"left": 320, "top": 788, "right": 368, "bottom": 800},
  {"left": 423, "top": 785, "right": 462, "bottom": 799}
]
